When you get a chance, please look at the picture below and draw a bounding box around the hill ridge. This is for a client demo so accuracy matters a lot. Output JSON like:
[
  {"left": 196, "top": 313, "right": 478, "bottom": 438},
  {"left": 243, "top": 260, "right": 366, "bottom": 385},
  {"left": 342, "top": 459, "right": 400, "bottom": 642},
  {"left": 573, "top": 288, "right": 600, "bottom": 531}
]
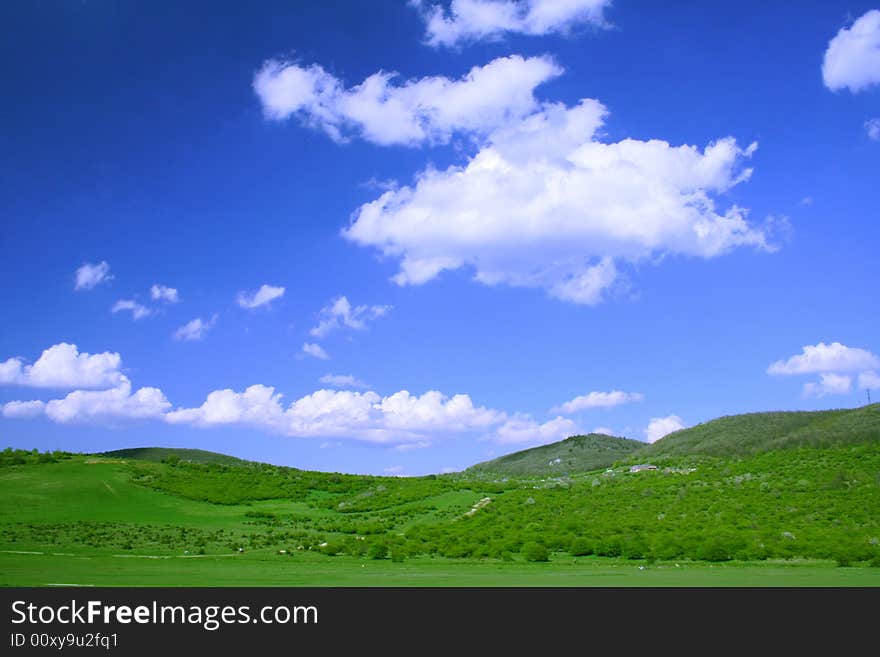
[
  {"left": 467, "top": 432, "right": 644, "bottom": 476},
  {"left": 97, "top": 447, "right": 254, "bottom": 467},
  {"left": 635, "top": 403, "right": 880, "bottom": 459}
]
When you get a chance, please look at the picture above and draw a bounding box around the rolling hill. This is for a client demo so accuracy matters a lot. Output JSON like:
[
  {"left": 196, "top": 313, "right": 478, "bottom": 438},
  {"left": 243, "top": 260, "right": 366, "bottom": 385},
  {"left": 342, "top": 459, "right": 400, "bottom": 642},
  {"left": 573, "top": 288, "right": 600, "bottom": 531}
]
[
  {"left": 2, "top": 401, "right": 880, "bottom": 585},
  {"left": 465, "top": 404, "right": 880, "bottom": 476},
  {"left": 467, "top": 433, "right": 644, "bottom": 476},
  {"left": 634, "top": 403, "right": 880, "bottom": 459},
  {"left": 97, "top": 447, "right": 253, "bottom": 466}
]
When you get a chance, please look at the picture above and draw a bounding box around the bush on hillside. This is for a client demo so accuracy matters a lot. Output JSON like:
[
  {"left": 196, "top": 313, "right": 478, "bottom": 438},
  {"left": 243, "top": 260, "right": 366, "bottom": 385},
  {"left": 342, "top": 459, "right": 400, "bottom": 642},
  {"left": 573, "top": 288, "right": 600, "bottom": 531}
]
[{"left": 522, "top": 542, "right": 549, "bottom": 562}]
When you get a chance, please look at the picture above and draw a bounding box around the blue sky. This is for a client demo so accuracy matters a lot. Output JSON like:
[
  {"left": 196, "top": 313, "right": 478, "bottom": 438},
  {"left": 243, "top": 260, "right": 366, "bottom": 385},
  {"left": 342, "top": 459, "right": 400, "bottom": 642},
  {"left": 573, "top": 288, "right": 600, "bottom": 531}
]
[{"left": 1, "top": 1, "right": 879, "bottom": 475}]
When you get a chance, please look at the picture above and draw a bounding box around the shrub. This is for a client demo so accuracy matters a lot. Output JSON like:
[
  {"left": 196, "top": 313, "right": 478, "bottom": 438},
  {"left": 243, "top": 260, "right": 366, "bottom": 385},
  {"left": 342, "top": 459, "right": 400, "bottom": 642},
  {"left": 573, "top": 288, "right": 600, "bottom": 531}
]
[
  {"left": 696, "top": 538, "right": 732, "bottom": 562},
  {"left": 522, "top": 542, "right": 549, "bottom": 562},
  {"left": 595, "top": 537, "right": 623, "bottom": 558},
  {"left": 622, "top": 537, "right": 648, "bottom": 560},
  {"left": 367, "top": 542, "right": 389, "bottom": 560},
  {"left": 569, "top": 537, "right": 593, "bottom": 557}
]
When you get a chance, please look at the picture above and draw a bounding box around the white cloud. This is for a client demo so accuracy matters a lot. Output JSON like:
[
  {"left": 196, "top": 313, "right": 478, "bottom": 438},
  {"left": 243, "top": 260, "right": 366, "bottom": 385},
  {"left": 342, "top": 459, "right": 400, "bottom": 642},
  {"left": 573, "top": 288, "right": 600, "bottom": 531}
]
[
  {"left": 0, "top": 345, "right": 593, "bottom": 448},
  {"left": 43, "top": 378, "right": 171, "bottom": 423},
  {"left": 166, "top": 385, "right": 505, "bottom": 445},
  {"left": 4, "top": 378, "right": 170, "bottom": 424},
  {"left": 164, "top": 384, "right": 287, "bottom": 428},
  {"left": 394, "top": 440, "right": 432, "bottom": 451},
  {"left": 644, "top": 415, "right": 685, "bottom": 443},
  {"left": 800, "top": 196, "right": 814, "bottom": 206},
  {"left": 858, "top": 370, "right": 880, "bottom": 390},
  {"left": 319, "top": 373, "right": 368, "bottom": 389},
  {"left": 2, "top": 400, "right": 46, "bottom": 419},
  {"left": 309, "top": 296, "right": 391, "bottom": 338},
  {"left": 803, "top": 372, "right": 852, "bottom": 398},
  {"left": 553, "top": 389, "right": 644, "bottom": 414},
  {"left": 592, "top": 426, "right": 614, "bottom": 436},
  {"left": 345, "top": 98, "right": 768, "bottom": 304},
  {"left": 769, "top": 342, "right": 880, "bottom": 400},
  {"left": 378, "top": 390, "right": 504, "bottom": 431},
  {"left": 384, "top": 465, "right": 405, "bottom": 475},
  {"left": 866, "top": 118, "right": 880, "bottom": 141},
  {"left": 301, "top": 342, "right": 330, "bottom": 360},
  {"left": 0, "top": 343, "right": 124, "bottom": 389},
  {"left": 253, "top": 54, "right": 562, "bottom": 146},
  {"left": 412, "top": 0, "right": 611, "bottom": 48},
  {"left": 173, "top": 315, "right": 218, "bottom": 342},
  {"left": 767, "top": 342, "right": 880, "bottom": 375},
  {"left": 150, "top": 284, "right": 180, "bottom": 304},
  {"left": 822, "top": 10, "right": 880, "bottom": 93},
  {"left": 111, "top": 299, "right": 152, "bottom": 320},
  {"left": 236, "top": 284, "right": 285, "bottom": 310},
  {"left": 493, "top": 414, "right": 578, "bottom": 445},
  {"left": 74, "top": 261, "right": 113, "bottom": 291}
]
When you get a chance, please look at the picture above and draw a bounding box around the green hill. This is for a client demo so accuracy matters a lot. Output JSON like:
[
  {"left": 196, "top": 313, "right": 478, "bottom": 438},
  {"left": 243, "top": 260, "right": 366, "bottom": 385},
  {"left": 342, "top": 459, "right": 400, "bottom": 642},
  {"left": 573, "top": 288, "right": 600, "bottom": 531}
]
[
  {"left": 1, "top": 404, "right": 880, "bottom": 585},
  {"left": 635, "top": 403, "right": 880, "bottom": 460},
  {"left": 2, "top": 441, "right": 880, "bottom": 585},
  {"left": 467, "top": 433, "right": 645, "bottom": 476},
  {"left": 97, "top": 447, "right": 253, "bottom": 466}
]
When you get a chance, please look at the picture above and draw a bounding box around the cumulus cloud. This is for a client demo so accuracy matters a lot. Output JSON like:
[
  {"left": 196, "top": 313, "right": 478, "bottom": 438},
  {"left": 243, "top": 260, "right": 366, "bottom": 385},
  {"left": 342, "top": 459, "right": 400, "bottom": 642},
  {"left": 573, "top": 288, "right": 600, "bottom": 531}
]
[
  {"left": 111, "top": 299, "right": 152, "bottom": 320},
  {"left": 858, "top": 370, "right": 880, "bottom": 390},
  {"left": 319, "top": 373, "right": 368, "bottom": 389},
  {"left": 822, "top": 9, "right": 880, "bottom": 93},
  {"left": 866, "top": 118, "right": 880, "bottom": 141},
  {"left": 644, "top": 415, "right": 685, "bottom": 443},
  {"left": 493, "top": 414, "right": 578, "bottom": 445},
  {"left": 165, "top": 384, "right": 287, "bottom": 428},
  {"left": 2, "top": 400, "right": 46, "bottom": 419},
  {"left": 150, "top": 284, "right": 180, "bottom": 304},
  {"left": 3, "top": 378, "right": 170, "bottom": 424},
  {"left": 769, "top": 342, "right": 878, "bottom": 399},
  {"left": 803, "top": 372, "right": 852, "bottom": 398},
  {"left": 309, "top": 296, "right": 391, "bottom": 339},
  {"left": 301, "top": 343, "right": 330, "bottom": 360},
  {"left": 412, "top": 0, "right": 611, "bottom": 47},
  {"left": 0, "top": 346, "right": 585, "bottom": 447},
  {"left": 236, "top": 284, "right": 285, "bottom": 310},
  {"left": 592, "top": 426, "right": 614, "bottom": 436},
  {"left": 0, "top": 343, "right": 124, "bottom": 389},
  {"left": 345, "top": 98, "right": 769, "bottom": 304},
  {"left": 44, "top": 379, "right": 171, "bottom": 423},
  {"left": 767, "top": 342, "right": 880, "bottom": 375},
  {"left": 553, "top": 389, "right": 644, "bottom": 414},
  {"left": 378, "top": 390, "right": 503, "bottom": 432},
  {"left": 166, "top": 385, "right": 505, "bottom": 444},
  {"left": 173, "top": 315, "right": 218, "bottom": 342},
  {"left": 74, "top": 261, "right": 112, "bottom": 291},
  {"left": 253, "top": 54, "right": 562, "bottom": 146}
]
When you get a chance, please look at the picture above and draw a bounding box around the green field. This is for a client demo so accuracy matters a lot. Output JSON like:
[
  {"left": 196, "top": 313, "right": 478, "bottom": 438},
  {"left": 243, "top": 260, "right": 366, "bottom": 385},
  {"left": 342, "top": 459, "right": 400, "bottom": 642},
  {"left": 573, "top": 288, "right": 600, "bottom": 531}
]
[
  {"left": 2, "top": 413, "right": 880, "bottom": 586},
  {"left": 3, "top": 550, "right": 879, "bottom": 587}
]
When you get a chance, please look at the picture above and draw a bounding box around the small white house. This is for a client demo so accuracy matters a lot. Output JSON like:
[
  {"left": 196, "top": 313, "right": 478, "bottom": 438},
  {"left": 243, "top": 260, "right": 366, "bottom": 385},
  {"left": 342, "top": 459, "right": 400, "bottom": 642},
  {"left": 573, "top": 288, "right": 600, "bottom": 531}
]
[{"left": 629, "top": 464, "right": 658, "bottom": 473}]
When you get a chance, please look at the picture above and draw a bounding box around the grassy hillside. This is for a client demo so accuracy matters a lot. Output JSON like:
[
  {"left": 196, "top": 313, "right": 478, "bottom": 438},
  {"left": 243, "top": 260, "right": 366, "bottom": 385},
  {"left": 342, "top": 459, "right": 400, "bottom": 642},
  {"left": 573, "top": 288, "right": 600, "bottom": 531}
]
[
  {"left": 635, "top": 404, "right": 880, "bottom": 459},
  {"left": 1, "top": 440, "right": 878, "bottom": 587},
  {"left": 98, "top": 447, "right": 253, "bottom": 466},
  {"left": 467, "top": 433, "right": 644, "bottom": 476},
  {"left": 3, "top": 405, "right": 880, "bottom": 586}
]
